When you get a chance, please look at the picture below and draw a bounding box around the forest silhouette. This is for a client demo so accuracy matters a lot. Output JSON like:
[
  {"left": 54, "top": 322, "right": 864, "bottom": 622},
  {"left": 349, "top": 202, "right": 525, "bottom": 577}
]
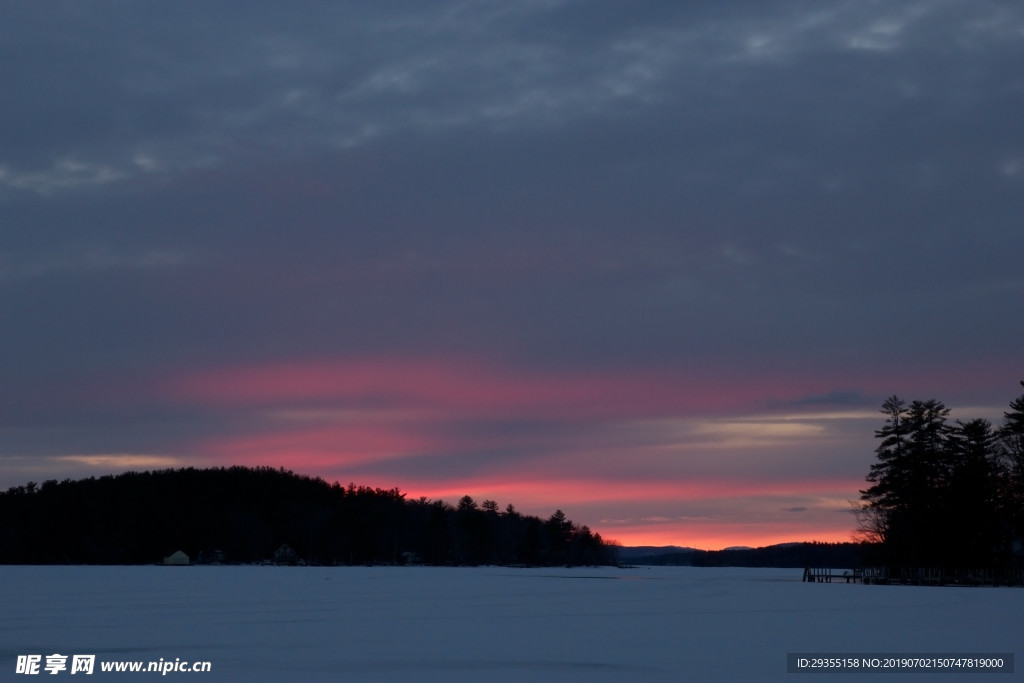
[
  {"left": 0, "top": 466, "right": 616, "bottom": 566},
  {"left": 857, "top": 381, "right": 1024, "bottom": 575}
]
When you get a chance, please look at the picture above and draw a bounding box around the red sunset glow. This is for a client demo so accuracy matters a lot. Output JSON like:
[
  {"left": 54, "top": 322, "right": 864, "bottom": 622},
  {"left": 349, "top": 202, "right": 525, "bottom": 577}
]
[{"left": 150, "top": 356, "right": 883, "bottom": 549}]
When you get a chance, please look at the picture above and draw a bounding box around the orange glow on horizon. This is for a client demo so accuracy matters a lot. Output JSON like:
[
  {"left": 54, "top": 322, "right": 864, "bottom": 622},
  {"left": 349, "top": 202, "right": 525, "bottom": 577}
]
[
  {"left": 600, "top": 523, "right": 857, "bottom": 551},
  {"left": 331, "top": 476, "right": 863, "bottom": 552}
]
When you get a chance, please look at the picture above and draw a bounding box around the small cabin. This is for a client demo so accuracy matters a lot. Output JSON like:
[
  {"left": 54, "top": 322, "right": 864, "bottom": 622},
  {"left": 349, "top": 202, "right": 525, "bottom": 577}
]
[
  {"left": 163, "top": 550, "right": 190, "bottom": 565},
  {"left": 273, "top": 543, "right": 302, "bottom": 565}
]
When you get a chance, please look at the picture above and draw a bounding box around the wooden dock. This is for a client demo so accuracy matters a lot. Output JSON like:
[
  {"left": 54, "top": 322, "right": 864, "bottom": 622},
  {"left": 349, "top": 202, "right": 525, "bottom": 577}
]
[{"left": 802, "top": 567, "right": 862, "bottom": 583}]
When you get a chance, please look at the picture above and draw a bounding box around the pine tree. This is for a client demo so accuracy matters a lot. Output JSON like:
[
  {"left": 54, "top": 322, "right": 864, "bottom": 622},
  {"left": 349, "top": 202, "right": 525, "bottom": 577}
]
[
  {"left": 858, "top": 396, "right": 908, "bottom": 544},
  {"left": 859, "top": 397, "right": 953, "bottom": 566},
  {"left": 999, "top": 381, "right": 1024, "bottom": 557},
  {"left": 945, "top": 418, "right": 1002, "bottom": 567}
]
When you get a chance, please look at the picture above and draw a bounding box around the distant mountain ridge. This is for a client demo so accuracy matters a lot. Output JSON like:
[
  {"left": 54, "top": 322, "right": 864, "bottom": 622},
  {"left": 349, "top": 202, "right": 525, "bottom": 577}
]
[
  {"left": 616, "top": 545, "right": 699, "bottom": 561},
  {"left": 619, "top": 541, "right": 876, "bottom": 568}
]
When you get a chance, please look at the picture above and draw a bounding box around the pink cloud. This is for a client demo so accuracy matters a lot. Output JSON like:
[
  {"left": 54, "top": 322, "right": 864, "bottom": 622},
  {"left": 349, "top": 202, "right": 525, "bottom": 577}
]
[
  {"left": 161, "top": 355, "right": 843, "bottom": 420},
  {"left": 198, "top": 423, "right": 439, "bottom": 469}
]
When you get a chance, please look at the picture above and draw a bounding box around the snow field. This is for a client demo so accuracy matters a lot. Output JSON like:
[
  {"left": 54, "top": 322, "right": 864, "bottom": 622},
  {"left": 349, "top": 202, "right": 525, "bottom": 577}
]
[{"left": 1, "top": 565, "right": 1019, "bottom": 681}]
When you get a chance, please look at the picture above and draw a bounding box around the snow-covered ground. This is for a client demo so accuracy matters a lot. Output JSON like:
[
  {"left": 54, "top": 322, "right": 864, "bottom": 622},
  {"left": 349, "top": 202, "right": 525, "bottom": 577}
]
[{"left": 2, "top": 565, "right": 1019, "bottom": 681}]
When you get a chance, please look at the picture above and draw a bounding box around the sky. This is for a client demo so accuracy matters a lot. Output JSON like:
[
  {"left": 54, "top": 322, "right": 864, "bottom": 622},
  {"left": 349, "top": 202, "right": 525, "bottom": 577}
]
[{"left": 2, "top": 0, "right": 1022, "bottom": 550}]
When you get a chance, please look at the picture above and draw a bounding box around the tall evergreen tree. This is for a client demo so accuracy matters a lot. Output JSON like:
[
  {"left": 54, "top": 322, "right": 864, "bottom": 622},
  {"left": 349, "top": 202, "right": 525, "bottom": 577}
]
[
  {"left": 860, "top": 397, "right": 953, "bottom": 566},
  {"left": 858, "top": 396, "right": 909, "bottom": 545},
  {"left": 945, "top": 418, "right": 1002, "bottom": 567},
  {"left": 999, "top": 381, "right": 1024, "bottom": 557}
]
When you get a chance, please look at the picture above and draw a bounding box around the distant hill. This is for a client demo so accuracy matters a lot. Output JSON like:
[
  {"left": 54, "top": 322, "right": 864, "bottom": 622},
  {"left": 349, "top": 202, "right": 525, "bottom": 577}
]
[
  {"left": 616, "top": 545, "right": 699, "bottom": 562},
  {"left": 0, "top": 466, "right": 617, "bottom": 567},
  {"left": 622, "top": 542, "right": 879, "bottom": 568}
]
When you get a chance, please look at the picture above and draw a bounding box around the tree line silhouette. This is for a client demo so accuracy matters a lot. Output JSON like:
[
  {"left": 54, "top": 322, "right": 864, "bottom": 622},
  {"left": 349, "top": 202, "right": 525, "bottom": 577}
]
[
  {"left": 857, "top": 381, "right": 1024, "bottom": 572},
  {"left": 0, "top": 466, "right": 618, "bottom": 566}
]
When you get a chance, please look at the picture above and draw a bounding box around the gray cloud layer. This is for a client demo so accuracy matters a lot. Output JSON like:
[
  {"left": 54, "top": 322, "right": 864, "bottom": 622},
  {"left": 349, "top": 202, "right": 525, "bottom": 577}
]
[{"left": 2, "top": 0, "right": 1022, "bottom": 479}]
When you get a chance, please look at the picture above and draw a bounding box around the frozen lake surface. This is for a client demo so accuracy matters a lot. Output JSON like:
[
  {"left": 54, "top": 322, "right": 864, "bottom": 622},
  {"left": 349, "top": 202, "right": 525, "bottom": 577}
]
[{"left": 2, "top": 565, "right": 1020, "bottom": 681}]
